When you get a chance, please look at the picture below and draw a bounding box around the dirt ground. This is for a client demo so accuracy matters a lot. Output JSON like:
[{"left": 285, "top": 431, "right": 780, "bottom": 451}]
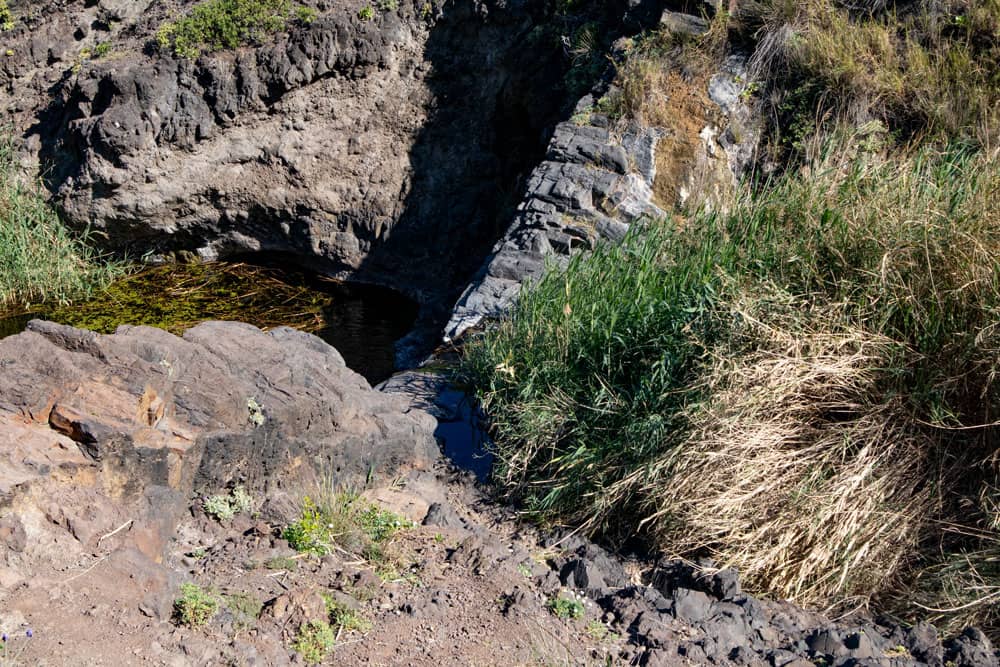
[{"left": 0, "top": 466, "right": 630, "bottom": 666}]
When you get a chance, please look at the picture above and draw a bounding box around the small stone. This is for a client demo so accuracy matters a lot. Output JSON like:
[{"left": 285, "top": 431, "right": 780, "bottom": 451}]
[
  {"left": 807, "top": 628, "right": 846, "bottom": 658},
  {"left": 905, "top": 622, "right": 942, "bottom": 664},
  {"left": 707, "top": 568, "right": 741, "bottom": 600},
  {"left": 423, "top": 503, "right": 462, "bottom": 529},
  {"left": 672, "top": 588, "right": 712, "bottom": 624},
  {"left": 659, "top": 10, "right": 709, "bottom": 36},
  {"left": 843, "top": 631, "right": 877, "bottom": 660}
]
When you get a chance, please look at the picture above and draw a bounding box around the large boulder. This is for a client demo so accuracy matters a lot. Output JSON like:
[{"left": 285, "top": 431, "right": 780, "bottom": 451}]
[{"left": 0, "top": 319, "right": 439, "bottom": 535}]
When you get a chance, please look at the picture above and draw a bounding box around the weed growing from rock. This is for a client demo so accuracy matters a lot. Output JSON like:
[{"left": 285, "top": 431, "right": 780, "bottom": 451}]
[
  {"left": 0, "top": 0, "right": 14, "bottom": 31},
  {"left": 358, "top": 5, "right": 375, "bottom": 21},
  {"left": 246, "top": 397, "right": 265, "bottom": 427},
  {"left": 203, "top": 485, "right": 254, "bottom": 521},
  {"left": 174, "top": 583, "right": 220, "bottom": 627},
  {"left": 547, "top": 591, "right": 585, "bottom": 620},
  {"left": 293, "top": 620, "right": 336, "bottom": 664},
  {"left": 283, "top": 493, "right": 413, "bottom": 558}
]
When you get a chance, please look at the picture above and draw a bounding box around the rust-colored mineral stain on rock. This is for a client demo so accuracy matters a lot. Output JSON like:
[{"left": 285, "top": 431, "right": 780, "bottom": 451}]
[
  {"left": 138, "top": 386, "right": 165, "bottom": 428},
  {"left": 48, "top": 403, "right": 89, "bottom": 443}
]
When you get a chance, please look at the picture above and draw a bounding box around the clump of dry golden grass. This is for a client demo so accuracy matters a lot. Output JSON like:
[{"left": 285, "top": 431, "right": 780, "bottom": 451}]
[{"left": 644, "top": 304, "right": 935, "bottom": 607}]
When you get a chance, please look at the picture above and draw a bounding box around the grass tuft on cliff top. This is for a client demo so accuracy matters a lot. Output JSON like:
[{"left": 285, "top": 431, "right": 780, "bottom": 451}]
[
  {"left": 156, "top": 0, "right": 317, "bottom": 59},
  {"left": 0, "top": 132, "right": 123, "bottom": 309},
  {"left": 460, "top": 0, "right": 1000, "bottom": 638}
]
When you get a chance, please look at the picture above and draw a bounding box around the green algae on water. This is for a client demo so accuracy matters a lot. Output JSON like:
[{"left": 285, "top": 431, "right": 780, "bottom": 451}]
[
  {"left": 0, "top": 260, "right": 420, "bottom": 384},
  {"left": 40, "top": 262, "right": 334, "bottom": 336}
]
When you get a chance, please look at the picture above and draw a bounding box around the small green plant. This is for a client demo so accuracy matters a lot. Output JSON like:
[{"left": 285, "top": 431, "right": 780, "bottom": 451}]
[
  {"left": 322, "top": 593, "right": 373, "bottom": 634},
  {"left": 246, "top": 397, "right": 265, "bottom": 426},
  {"left": 203, "top": 485, "right": 254, "bottom": 521},
  {"left": 739, "top": 80, "right": 759, "bottom": 102},
  {"left": 294, "top": 5, "right": 318, "bottom": 23},
  {"left": 93, "top": 42, "right": 112, "bottom": 58},
  {"left": 284, "top": 493, "right": 413, "bottom": 557},
  {"left": 355, "top": 501, "right": 415, "bottom": 543},
  {"left": 282, "top": 497, "right": 328, "bottom": 554},
  {"left": 375, "top": 562, "right": 421, "bottom": 586},
  {"left": 0, "top": 0, "right": 13, "bottom": 31},
  {"left": 546, "top": 591, "right": 585, "bottom": 620},
  {"left": 293, "top": 620, "right": 336, "bottom": 664},
  {"left": 231, "top": 486, "right": 253, "bottom": 512},
  {"left": 570, "top": 107, "right": 593, "bottom": 126},
  {"left": 225, "top": 592, "right": 263, "bottom": 629},
  {"left": 265, "top": 555, "right": 299, "bottom": 570},
  {"left": 517, "top": 563, "right": 533, "bottom": 578},
  {"left": 204, "top": 494, "right": 236, "bottom": 520},
  {"left": 585, "top": 620, "right": 618, "bottom": 641},
  {"left": 344, "top": 582, "right": 378, "bottom": 602},
  {"left": 421, "top": 2, "right": 432, "bottom": 19},
  {"left": 377, "top": 0, "right": 397, "bottom": 10},
  {"left": 358, "top": 5, "right": 375, "bottom": 20},
  {"left": 885, "top": 645, "right": 911, "bottom": 658},
  {"left": 433, "top": 532, "right": 445, "bottom": 544},
  {"left": 174, "top": 583, "right": 220, "bottom": 627}
]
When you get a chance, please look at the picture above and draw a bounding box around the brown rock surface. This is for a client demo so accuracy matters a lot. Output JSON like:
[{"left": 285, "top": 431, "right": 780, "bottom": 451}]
[{"left": 0, "top": 319, "right": 438, "bottom": 507}]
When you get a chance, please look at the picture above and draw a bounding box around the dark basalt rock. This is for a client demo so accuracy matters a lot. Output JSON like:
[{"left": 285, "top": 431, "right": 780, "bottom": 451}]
[{"left": 589, "top": 554, "right": 999, "bottom": 667}]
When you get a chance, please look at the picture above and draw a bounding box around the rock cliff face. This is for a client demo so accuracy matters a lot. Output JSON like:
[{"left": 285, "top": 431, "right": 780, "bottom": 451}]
[
  {"left": 2, "top": 0, "right": 579, "bottom": 302},
  {"left": 445, "top": 27, "right": 759, "bottom": 341}
]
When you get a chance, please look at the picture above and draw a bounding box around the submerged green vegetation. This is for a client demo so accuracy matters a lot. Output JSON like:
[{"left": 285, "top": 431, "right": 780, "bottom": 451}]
[
  {"left": 37, "top": 262, "right": 335, "bottom": 336},
  {"left": 0, "top": 133, "right": 123, "bottom": 309},
  {"left": 157, "top": 0, "right": 317, "bottom": 58},
  {"left": 462, "top": 0, "right": 1000, "bottom": 637}
]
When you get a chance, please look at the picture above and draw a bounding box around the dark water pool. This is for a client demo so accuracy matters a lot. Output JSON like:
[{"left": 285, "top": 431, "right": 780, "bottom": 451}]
[
  {"left": 0, "top": 261, "right": 418, "bottom": 385},
  {"left": 433, "top": 385, "right": 495, "bottom": 482}
]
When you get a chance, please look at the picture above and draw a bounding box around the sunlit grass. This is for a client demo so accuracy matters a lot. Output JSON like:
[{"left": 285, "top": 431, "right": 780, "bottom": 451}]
[{"left": 0, "top": 132, "right": 124, "bottom": 309}]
